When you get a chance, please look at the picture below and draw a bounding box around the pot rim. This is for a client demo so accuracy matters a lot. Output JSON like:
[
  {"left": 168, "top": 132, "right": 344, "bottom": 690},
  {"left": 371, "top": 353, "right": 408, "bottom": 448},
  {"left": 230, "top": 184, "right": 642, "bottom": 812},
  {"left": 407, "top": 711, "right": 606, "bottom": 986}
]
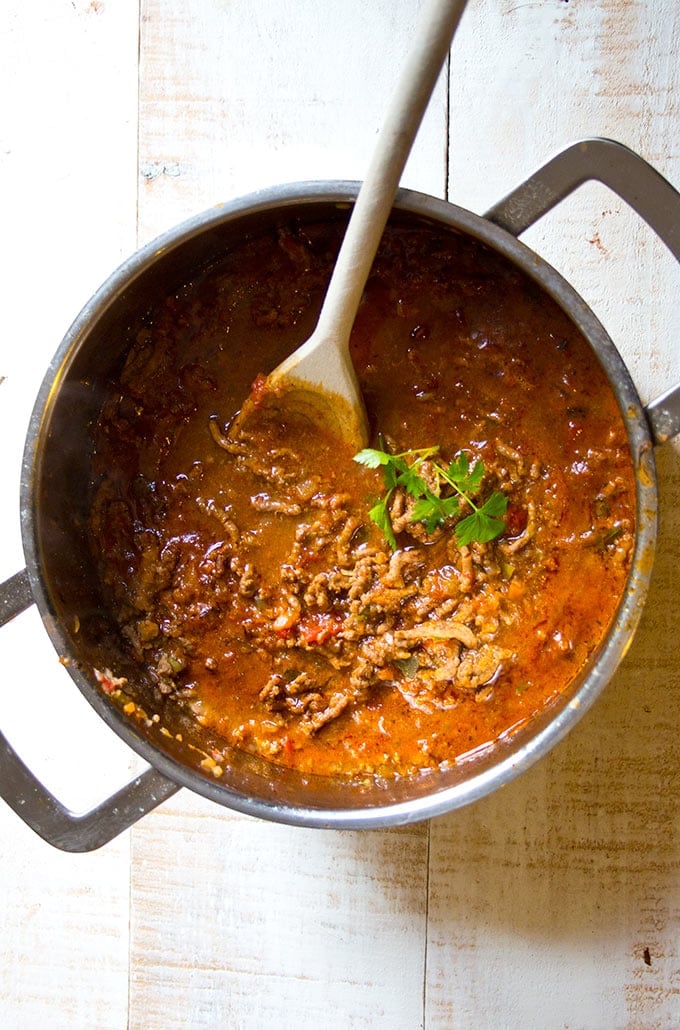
[{"left": 19, "top": 181, "right": 658, "bottom": 828}]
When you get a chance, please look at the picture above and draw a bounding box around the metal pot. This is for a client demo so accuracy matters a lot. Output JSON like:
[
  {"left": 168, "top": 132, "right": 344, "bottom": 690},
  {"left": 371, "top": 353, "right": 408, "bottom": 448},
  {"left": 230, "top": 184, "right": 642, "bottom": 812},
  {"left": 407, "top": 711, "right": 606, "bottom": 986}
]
[{"left": 2, "top": 138, "right": 679, "bottom": 851}]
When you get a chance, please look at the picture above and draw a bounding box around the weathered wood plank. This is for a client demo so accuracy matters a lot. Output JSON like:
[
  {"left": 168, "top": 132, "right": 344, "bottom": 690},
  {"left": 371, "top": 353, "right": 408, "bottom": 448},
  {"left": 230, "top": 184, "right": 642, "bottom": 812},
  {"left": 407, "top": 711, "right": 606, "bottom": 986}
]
[
  {"left": 128, "top": 4, "right": 449, "bottom": 1025},
  {"left": 130, "top": 796, "right": 428, "bottom": 1030},
  {"left": 136, "top": 0, "right": 449, "bottom": 244},
  {"left": 129, "top": 3, "right": 444, "bottom": 1025},
  {"left": 0, "top": 1, "right": 141, "bottom": 1026},
  {"left": 1, "top": 1, "right": 677, "bottom": 1026},
  {"left": 426, "top": 2, "right": 680, "bottom": 1026},
  {"left": 0, "top": 0, "right": 144, "bottom": 808},
  {"left": 449, "top": 0, "right": 680, "bottom": 406}
]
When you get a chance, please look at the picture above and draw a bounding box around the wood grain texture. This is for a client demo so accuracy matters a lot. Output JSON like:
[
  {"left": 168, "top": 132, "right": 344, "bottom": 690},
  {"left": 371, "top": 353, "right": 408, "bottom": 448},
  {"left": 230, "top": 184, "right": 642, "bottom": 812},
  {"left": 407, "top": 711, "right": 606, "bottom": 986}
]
[
  {"left": 449, "top": 0, "right": 680, "bottom": 408},
  {"left": 129, "top": 796, "right": 428, "bottom": 1029},
  {"left": 130, "top": 5, "right": 441, "bottom": 1027},
  {"left": 0, "top": 1, "right": 678, "bottom": 1027},
  {"left": 0, "top": 0, "right": 144, "bottom": 817},
  {"left": 428, "top": 3, "right": 680, "bottom": 1027},
  {"left": 137, "top": 0, "right": 449, "bottom": 244},
  {"left": 0, "top": 0, "right": 149, "bottom": 820},
  {"left": 1, "top": 5, "right": 141, "bottom": 1026}
]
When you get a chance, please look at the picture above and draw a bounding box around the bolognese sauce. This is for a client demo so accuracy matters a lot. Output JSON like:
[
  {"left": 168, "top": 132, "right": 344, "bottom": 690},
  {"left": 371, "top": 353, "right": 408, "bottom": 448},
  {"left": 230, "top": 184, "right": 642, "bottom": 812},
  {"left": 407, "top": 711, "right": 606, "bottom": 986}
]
[{"left": 88, "top": 216, "right": 636, "bottom": 779}]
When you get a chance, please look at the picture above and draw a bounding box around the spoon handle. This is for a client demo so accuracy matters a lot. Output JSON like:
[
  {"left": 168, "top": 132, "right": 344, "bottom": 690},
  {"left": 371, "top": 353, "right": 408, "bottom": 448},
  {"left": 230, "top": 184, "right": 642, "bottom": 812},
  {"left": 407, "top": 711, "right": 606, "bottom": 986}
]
[{"left": 314, "top": 0, "right": 469, "bottom": 344}]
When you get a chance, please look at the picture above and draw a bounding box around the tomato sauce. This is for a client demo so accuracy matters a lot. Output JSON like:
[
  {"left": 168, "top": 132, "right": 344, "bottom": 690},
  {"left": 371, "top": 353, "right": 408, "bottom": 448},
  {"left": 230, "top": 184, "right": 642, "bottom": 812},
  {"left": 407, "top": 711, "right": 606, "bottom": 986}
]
[{"left": 89, "top": 216, "right": 636, "bottom": 780}]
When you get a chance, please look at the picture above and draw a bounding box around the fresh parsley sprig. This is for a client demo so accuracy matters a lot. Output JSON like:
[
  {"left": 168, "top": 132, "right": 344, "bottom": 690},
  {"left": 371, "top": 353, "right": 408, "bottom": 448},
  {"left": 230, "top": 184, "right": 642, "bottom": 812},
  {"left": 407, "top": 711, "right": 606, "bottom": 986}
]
[{"left": 354, "top": 443, "right": 508, "bottom": 549}]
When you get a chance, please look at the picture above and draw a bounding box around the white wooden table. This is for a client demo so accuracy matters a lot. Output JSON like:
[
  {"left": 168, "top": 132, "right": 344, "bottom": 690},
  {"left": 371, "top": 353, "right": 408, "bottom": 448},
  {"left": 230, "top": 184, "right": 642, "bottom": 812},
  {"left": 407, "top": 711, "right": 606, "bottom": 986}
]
[{"left": 1, "top": 2, "right": 679, "bottom": 1026}]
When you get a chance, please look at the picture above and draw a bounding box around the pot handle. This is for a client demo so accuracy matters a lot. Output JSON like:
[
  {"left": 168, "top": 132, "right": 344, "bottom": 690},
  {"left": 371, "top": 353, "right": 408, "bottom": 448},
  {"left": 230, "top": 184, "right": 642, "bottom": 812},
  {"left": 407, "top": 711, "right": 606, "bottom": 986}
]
[
  {"left": 0, "top": 568, "right": 180, "bottom": 851},
  {"left": 485, "top": 137, "right": 680, "bottom": 444}
]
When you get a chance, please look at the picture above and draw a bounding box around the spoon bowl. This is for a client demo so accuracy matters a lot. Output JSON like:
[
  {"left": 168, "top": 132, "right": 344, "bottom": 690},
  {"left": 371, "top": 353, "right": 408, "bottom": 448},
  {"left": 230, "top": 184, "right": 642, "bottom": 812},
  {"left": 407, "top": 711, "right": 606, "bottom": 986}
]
[{"left": 235, "top": 0, "right": 469, "bottom": 451}]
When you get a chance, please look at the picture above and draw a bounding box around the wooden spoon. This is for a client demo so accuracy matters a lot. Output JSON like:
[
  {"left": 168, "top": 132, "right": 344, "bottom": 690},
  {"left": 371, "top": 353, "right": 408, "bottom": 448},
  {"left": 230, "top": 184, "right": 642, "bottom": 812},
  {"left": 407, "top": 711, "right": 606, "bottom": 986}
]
[{"left": 236, "top": 0, "right": 469, "bottom": 450}]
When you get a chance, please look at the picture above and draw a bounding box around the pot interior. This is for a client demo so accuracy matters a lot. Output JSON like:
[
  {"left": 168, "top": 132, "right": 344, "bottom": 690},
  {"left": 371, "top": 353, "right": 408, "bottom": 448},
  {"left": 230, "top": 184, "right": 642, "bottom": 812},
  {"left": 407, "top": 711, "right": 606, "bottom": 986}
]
[{"left": 21, "top": 187, "right": 658, "bottom": 825}]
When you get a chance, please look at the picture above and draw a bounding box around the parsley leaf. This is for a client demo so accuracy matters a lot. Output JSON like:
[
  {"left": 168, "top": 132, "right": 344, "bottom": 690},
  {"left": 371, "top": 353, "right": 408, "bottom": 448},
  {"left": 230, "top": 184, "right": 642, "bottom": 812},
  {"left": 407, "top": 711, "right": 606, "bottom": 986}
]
[
  {"left": 443, "top": 453, "right": 485, "bottom": 494},
  {"left": 368, "top": 497, "right": 397, "bottom": 551},
  {"left": 354, "top": 442, "right": 508, "bottom": 549},
  {"left": 455, "top": 495, "right": 507, "bottom": 546},
  {"left": 410, "top": 492, "right": 460, "bottom": 533},
  {"left": 354, "top": 447, "right": 393, "bottom": 469}
]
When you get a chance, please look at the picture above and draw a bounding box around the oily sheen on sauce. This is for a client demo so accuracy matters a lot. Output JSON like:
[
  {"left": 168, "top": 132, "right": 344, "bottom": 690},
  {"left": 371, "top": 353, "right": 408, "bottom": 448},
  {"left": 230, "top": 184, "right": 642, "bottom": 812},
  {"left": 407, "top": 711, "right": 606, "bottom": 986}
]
[{"left": 88, "top": 216, "right": 636, "bottom": 780}]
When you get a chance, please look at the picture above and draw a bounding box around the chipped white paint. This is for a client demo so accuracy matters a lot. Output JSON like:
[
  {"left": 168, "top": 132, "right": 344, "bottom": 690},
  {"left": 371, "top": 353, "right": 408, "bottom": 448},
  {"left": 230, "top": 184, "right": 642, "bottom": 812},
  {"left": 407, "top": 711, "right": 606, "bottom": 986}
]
[{"left": 0, "top": 1, "right": 678, "bottom": 1027}]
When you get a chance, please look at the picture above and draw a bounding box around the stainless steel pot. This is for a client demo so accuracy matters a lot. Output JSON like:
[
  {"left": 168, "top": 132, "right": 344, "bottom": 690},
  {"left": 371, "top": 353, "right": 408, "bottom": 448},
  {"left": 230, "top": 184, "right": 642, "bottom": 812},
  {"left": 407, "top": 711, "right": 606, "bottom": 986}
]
[{"left": 2, "top": 138, "right": 679, "bottom": 851}]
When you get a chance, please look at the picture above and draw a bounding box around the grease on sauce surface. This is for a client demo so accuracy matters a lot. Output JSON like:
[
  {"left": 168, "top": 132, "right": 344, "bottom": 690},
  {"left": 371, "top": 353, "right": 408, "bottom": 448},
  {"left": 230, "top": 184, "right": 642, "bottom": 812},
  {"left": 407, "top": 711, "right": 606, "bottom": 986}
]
[{"left": 89, "top": 218, "right": 636, "bottom": 779}]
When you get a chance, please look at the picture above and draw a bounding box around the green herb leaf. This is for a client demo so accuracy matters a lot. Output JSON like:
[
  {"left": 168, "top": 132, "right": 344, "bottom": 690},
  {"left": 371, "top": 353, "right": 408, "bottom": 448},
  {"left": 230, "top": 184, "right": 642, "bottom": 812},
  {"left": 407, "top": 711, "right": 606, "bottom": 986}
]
[
  {"left": 479, "top": 491, "right": 509, "bottom": 519},
  {"left": 410, "top": 492, "right": 460, "bottom": 534},
  {"left": 355, "top": 441, "right": 508, "bottom": 550},
  {"left": 395, "top": 655, "right": 420, "bottom": 679},
  {"left": 455, "top": 492, "right": 508, "bottom": 546},
  {"left": 354, "top": 447, "right": 393, "bottom": 469},
  {"left": 368, "top": 497, "right": 396, "bottom": 551},
  {"left": 446, "top": 454, "right": 484, "bottom": 493}
]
